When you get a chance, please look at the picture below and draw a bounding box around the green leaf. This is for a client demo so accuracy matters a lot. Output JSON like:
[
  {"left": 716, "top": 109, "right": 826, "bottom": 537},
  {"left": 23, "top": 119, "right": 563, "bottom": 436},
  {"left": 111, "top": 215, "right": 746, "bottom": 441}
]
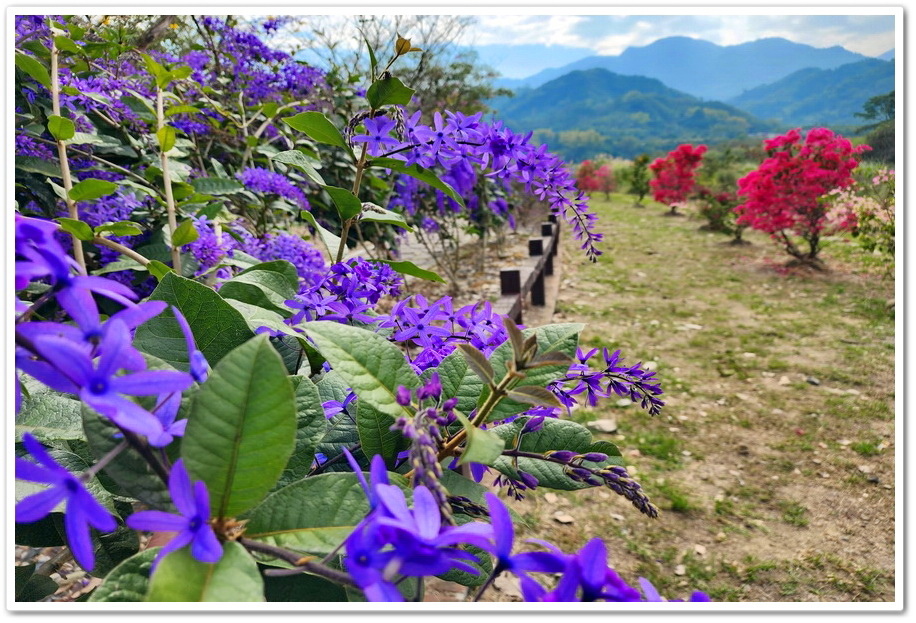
[
  {"left": 369, "top": 259, "right": 444, "bottom": 283},
  {"left": 168, "top": 66, "right": 192, "bottom": 81},
  {"left": 369, "top": 157, "right": 464, "bottom": 207},
  {"left": 165, "top": 104, "right": 200, "bottom": 116},
  {"left": 94, "top": 221, "right": 143, "bottom": 237},
  {"left": 271, "top": 150, "right": 325, "bottom": 186},
  {"left": 91, "top": 524, "right": 140, "bottom": 578},
  {"left": 156, "top": 125, "right": 176, "bottom": 152},
  {"left": 191, "top": 176, "right": 244, "bottom": 195},
  {"left": 15, "top": 512, "right": 65, "bottom": 547},
  {"left": 170, "top": 218, "right": 199, "bottom": 247},
  {"left": 146, "top": 260, "right": 173, "bottom": 280},
  {"left": 15, "top": 385, "right": 84, "bottom": 443},
  {"left": 66, "top": 131, "right": 122, "bottom": 147},
  {"left": 146, "top": 541, "right": 263, "bottom": 602},
  {"left": 92, "top": 258, "right": 146, "bottom": 275},
  {"left": 182, "top": 334, "right": 297, "bottom": 518},
  {"left": 356, "top": 399, "right": 408, "bottom": 468},
  {"left": 15, "top": 53, "right": 51, "bottom": 88},
  {"left": 244, "top": 473, "right": 373, "bottom": 555},
  {"left": 357, "top": 203, "right": 414, "bottom": 231},
  {"left": 68, "top": 178, "right": 119, "bottom": 202},
  {"left": 456, "top": 343, "right": 494, "bottom": 384},
  {"left": 219, "top": 262, "right": 299, "bottom": 317},
  {"left": 56, "top": 217, "right": 94, "bottom": 241},
  {"left": 282, "top": 111, "right": 349, "bottom": 151},
  {"left": 224, "top": 300, "right": 298, "bottom": 337},
  {"left": 323, "top": 185, "right": 363, "bottom": 221},
  {"left": 47, "top": 115, "right": 75, "bottom": 141},
  {"left": 453, "top": 410, "right": 505, "bottom": 465},
  {"left": 53, "top": 35, "right": 81, "bottom": 54},
  {"left": 139, "top": 53, "right": 171, "bottom": 89},
  {"left": 506, "top": 385, "right": 564, "bottom": 408},
  {"left": 133, "top": 272, "right": 255, "bottom": 369},
  {"left": 274, "top": 376, "right": 329, "bottom": 489},
  {"left": 88, "top": 548, "right": 159, "bottom": 602},
  {"left": 366, "top": 75, "right": 415, "bottom": 109},
  {"left": 299, "top": 210, "right": 341, "bottom": 259},
  {"left": 363, "top": 34, "right": 379, "bottom": 80},
  {"left": 16, "top": 155, "right": 61, "bottom": 178},
  {"left": 238, "top": 259, "right": 300, "bottom": 292},
  {"left": 262, "top": 566, "right": 348, "bottom": 601},
  {"left": 300, "top": 322, "right": 419, "bottom": 420}
]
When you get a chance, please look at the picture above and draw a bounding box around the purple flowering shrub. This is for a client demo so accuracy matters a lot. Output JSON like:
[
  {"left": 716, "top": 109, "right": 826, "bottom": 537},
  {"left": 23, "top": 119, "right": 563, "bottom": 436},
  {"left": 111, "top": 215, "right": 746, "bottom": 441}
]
[{"left": 14, "top": 19, "right": 710, "bottom": 604}]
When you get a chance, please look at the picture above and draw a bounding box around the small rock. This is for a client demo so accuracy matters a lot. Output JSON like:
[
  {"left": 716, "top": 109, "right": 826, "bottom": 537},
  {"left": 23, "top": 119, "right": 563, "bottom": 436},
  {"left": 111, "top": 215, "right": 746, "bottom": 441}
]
[
  {"left": 493, "top": 574, "right": 523, "bottom": 600},
  {"left": 811, "top": 458, "right": 822, "bottom": 465},
  {"left": 674, "top": 564, "right": 686, "bottom": 576},
  {"left": 728, "top": 469, "right": 741, "bottom": 477},
  {"left": 792, "top": 468, "right": 802, "bottom": 475},
  {"left": 615, "top": 398, "right": 633, "bottom": 408},
  {"left": 857, "top": 465, "right": 874, "bottom": 474},
  {"left": 818, "top": 442, "right": 828, "bottom": 449},
  {"left": 734, "top": 392, "right": 752, "bottom": 402},
  {"left": 868, "top": 476, "right": 881, "bottom": 484},
  {"left": 644, "top": 361, "right": 658, "bottom": 371},
  {"left": 778, "top": 376, "right": 791, "bottom": 386},
  {"left": 886, "top": 298, "right": 895, "bottom": 308},
  {"left": 648, "top": 320, "right": 660, "bottom": 326},
  {"left": 771, "top": 408, "right": 784, "bottom": 415},
  {"left": 677, "top": 415, "right": 689, "bottom": 421},
  {"left": 694, "top": 544, "right": 707, "bottom": 557},
  {"left": 742, "top": 352, "right": 757, "bottom": 358},
  {"left": 668, "top": 427, "right": 680, "bottom": 433},
  {"left": 806, "top": 376, "right": 821, "bottom": 386},
  {"left": 838, "top": 439, "right": 851, "bottom": 446},
  {"left": 845, "top": 389, "right": 861, "bottom": 396},
  {"left": 682, "top": 450, "right": 692, "bottom": 457},
  {"left": 678, "top": 323, "right": 704, "bottom": 331},
  {"left": 610, "top": 513, "right": 625, "bottom": 521},
  {"left": 737, "top": 445, "right": 750, "bottom": 456},
  {"left": 715, "top": 532, "right": 727, "bottom": 542},
  {"left": 819, "top": 472, "right": 830, "bottom": 479},
  {"left": 543, "top": 492, "right": 559, "bottom": 504},
  {"left": 587, "top": 418, "right": 618, "bottom": 434},
  {"left": 882, "top": 484, "right": 893, "bottom": 489},
  {"left": 553, "top": 512, "right": 575, "bottom": 524}
]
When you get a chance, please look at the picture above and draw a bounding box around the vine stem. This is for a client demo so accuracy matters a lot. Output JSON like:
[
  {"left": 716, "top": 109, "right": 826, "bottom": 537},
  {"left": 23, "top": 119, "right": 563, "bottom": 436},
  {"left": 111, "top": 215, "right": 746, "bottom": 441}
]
[
  {"left": 156, "top": 87, "right": 182, "bottom": 273},
  {"left": 92, "top": 235, "right": 151, "bottom": 267},
  {"left": 336, "top": 144, "right": 370, "bottom": 263},
  {"left": 239, "top": 538, "right": 358, "bottom": 588},
  {"left": 49, "top": 25, "right": 86, "bottom": 272}
]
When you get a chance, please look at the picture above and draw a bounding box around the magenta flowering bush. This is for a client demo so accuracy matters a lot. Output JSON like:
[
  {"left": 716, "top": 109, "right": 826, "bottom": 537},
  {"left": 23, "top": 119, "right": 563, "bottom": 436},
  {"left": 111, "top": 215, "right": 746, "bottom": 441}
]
[{"left": 14, "top": 16, "right": 709, "bottom": 604}]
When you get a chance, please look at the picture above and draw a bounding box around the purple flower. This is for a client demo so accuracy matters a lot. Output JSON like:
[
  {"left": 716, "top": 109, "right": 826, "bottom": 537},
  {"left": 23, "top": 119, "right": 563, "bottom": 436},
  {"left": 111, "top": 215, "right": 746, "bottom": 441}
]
[
  {"left": 127, "top": 459, "right": 222, "bottom": 568},
  {"left": 16, "top": 433, "right": 117, "bottom": 570},
  {"left": 30, "top": 319, "right": 194, "bottom": 445},
  {"left": 351, "top": 116, "right": 401, "bottom": 157}
]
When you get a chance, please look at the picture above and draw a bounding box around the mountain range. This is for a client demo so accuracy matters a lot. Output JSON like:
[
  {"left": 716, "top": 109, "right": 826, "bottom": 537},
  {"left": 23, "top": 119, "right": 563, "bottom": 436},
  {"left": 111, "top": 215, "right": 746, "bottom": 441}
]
[{"left": 495, "top": 36, "right": 877, "bottom": 102}]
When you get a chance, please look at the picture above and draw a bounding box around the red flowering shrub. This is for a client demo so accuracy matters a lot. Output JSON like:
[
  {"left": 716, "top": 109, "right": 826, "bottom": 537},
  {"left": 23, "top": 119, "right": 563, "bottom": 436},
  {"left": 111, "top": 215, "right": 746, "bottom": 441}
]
[
  {"left": 735, "top": 128, "right": 869, "bottom": 264},
  {"left": 649, "top": 144, "right": 707, "bottom": 214},
  {"left": 596, "top": 164, "right": 615, "bottom": 198},
  {"left": 577, "top": 160, "right": 616, "bottom": 199}
]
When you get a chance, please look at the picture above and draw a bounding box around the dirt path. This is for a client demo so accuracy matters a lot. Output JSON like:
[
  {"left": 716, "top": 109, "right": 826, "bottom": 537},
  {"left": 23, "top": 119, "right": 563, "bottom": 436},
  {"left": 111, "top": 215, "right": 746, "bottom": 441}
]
[{"left": 485, "top": 195, "right": 896, "bottom": 602}]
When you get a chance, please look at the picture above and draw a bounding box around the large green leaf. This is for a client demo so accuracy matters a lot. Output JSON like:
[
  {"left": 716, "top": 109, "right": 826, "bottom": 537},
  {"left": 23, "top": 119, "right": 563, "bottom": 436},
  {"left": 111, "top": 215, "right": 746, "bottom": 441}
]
[
  {"left": 15, "top": 386, "right": 84, "bottom": 443},
  {"left": 371, "top": 259, "right": 444, "bottom": 283},
  {"left": 91, "top": 524, "right": 140, "bottom": 578},
  {"left": 271, "top": 150, "right": 325, "bottom": 186},
  {"left": 356, "top": 400, "right": 408, "bottom": 469},
  {"left": 146, "top": 541, "right": 263, "bottom": 602},
  {"left": 47, "top": 115, "right": 75, "bottom": 141},
  {"left": 191, "top": 177, "right": 244, "bottom": 195},
  {"left": 301, "top": 321, "right": 419, "bottom": 418},
  {"left": 15, "top": 53, "right": 51, "bottom": 88},
  {"left": 261, "top": 566, "right": 348, "bottom": 601},
  {"left": 182, "top": 334, "right": 297, "bottom": 518},
  {"left": 219, "top": 266, "right": 298, "bottom": 317},
  {"left": 366, "top": 75, "right": 415, "bottom": 109},
  {"left": 274, "top": 376, "right": 328, "bottom": 489},
  {"left": 238, "top": 260, "right": 300, "bottom": 293},
  {"left": 243, "top": 473, "right": 371, "bottom": 556},
  {"left": 282, "top": 111, "right": 350, "bottom": 151},
  {"left": 133, "top": 272, "right": 255, "bottom": 370},
  {"left": 358, "top": 203, "right": 414, "bottom": 231},
  {"left": 14, "top": 564, "right": 59, "bottom": 602},
  {"left": 88, "top": 548, "right": 159, "bottom": 602},
  {"left": 323, "top": 185, "right": 363, "bottom": 221},
  {"left": 15, "top": 155, "right": 61, "bottom": 178}
]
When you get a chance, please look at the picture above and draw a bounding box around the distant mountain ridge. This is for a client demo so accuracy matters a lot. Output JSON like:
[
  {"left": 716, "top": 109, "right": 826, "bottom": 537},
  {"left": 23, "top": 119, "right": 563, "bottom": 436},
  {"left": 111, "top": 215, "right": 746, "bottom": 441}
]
[
  {"left": 496, "top": 36, "right": 874, "bottom": 101},
  {"left": 488, "top": 67, "right": 778, "bottom": 161},
  {"left": 726, "top": 59, "right": 895, "bottom": 127}
]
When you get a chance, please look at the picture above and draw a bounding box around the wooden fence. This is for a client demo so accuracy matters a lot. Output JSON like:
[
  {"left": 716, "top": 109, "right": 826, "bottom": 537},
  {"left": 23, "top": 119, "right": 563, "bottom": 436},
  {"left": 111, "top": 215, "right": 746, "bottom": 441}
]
[{"left": 492, "top": 214, "right": 560, "bottom": 324}]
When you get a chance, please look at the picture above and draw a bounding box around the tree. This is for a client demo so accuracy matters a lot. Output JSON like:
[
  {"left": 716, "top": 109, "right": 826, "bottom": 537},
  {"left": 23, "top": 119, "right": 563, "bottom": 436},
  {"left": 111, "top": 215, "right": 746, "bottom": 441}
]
[
  {"left": 627, "top": 154, "right": 651, "bottom": 206},
  {"left": 649, "top": 144, "right": 707, "bottom": 215},
  {"left": 855, "top": 90, "right": 894, "bottom": 133},
  {"left": 735, "top": 127, "right": 869, "bottom": 267}
]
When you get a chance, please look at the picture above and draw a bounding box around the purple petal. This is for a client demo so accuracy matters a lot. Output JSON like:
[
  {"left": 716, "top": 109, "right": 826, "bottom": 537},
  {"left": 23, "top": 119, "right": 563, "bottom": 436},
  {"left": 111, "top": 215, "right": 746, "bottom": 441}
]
[
  {"left": 16, "top": 487, "right": 67, "bottom": 523},
  {"left": 56, "top": 287, "right": 100, "bottom": 334},
  {"left": 75, "top": 489, "right": 117, "bottom": 532},
  {"left": 190, "top": 526, "right": 223, "bottom": 564},
  {"left": 150, "top": 529, "right": 195, "bottom": 571},
  {"left": 64, "top": 502, "right": 96, "bottom": 570},
  {"left": 411, "top": 486, "right": 442, "bottom": 540},
  {"left": 192, "top": 481, "right": 211, "bottom": 522},
  {"left": 484, "top": 492, "right": 513, "bottom": 557},
  {"left": 84, "top": 394, "right": 166, "bottom": 440},
  {"left": 375, "top": 484, "right": 412, "bottom": 524},
  {"left": 168, "top": 459, "right": 196, "bottom": 517},
  {"left": 127, "top": 510, "right": 188, "bottom": 533},
  {"left": 638, "top": 577, "right": 664, "bottom": 602},
  {"left": 15, "top": 457, "right": 56, "bottom": 485},
  {"left": 95, "top": 319, "right": 133, "bottom": 379},
  {"left": 31, "top": 335, "right": 93, "bottom": 388},
  {"left": 111, "top": 300, "right": 167, "bottom": 330},
  {"left": 110, "top": 370, "right": 194, "bottom": 396}
]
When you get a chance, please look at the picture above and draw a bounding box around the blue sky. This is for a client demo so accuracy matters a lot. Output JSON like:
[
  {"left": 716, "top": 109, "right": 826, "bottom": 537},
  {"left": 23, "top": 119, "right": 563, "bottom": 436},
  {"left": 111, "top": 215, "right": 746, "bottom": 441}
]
[{"left": 460, "top": 14, "right": 896, "bottom": 78}]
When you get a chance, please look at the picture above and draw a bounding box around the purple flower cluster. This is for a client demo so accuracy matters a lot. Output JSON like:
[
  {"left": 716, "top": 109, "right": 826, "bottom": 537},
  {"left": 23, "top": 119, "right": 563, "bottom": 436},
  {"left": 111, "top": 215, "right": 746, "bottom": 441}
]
[
  {"left": 237, "top": 166, "right": 311, "bottom": 210},
  {"left": 551, "top": 347, "right": 665, "bottom": 417},
  {"left": 15, "top": 214, "right": 214, "bottom": 570},
  {"left": 353, "top": 110, "right": 603, "bottom": 260},
  {"left": 285, "top": 257, "right": 403, "bottom": 322}
]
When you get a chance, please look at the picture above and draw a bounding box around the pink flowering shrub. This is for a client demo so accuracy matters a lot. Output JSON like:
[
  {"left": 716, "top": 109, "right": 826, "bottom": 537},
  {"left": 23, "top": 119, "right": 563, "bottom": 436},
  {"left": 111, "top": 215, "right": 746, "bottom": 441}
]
[
  {"left": 734, "top": 128, "right": 870, "bottom": 264},
  {"left": 649, "top": 144, "right": 707, "bottom": 215},
  {"left": 827, "top": 168, "right": 895, "bottom": 275}
]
